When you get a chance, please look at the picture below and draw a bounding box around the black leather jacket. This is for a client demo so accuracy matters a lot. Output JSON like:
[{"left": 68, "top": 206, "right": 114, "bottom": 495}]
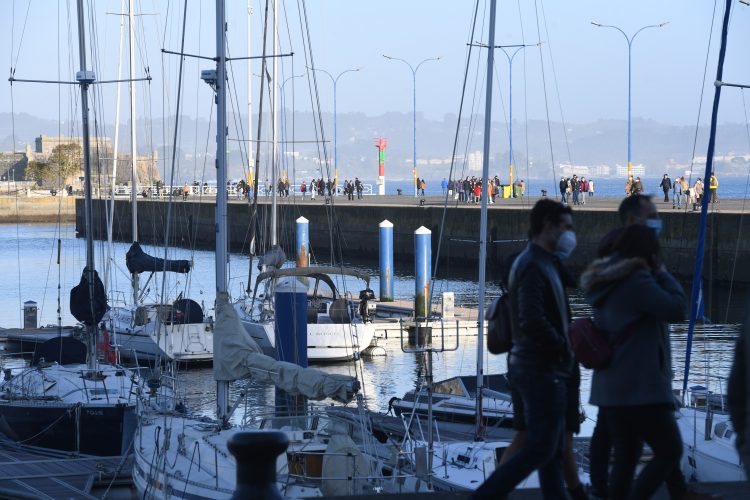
[{"left": 508, "top": 242, "right": 573, "bottom": 375}]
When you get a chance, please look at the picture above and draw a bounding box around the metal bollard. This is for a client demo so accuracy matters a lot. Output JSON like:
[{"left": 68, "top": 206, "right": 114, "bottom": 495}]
[{"left": 228, "top": 431, "right": 289, "bottom": 500}]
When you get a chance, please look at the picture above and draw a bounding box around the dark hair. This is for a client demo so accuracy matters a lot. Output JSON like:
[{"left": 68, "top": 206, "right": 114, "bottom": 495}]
[
  {"left": 617, "top": 194, "right": 653, "bottom": 225},
  {"left": 612, "top": 225, "right": 660, "bottom": 265},
  {"left": 529, "top": 199, "right": 572, "bottom": 237}
]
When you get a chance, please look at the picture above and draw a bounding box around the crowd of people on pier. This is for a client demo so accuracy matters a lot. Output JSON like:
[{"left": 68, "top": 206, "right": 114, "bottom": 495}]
[
  {"left": 476, "top": 194, "right": 743, "bottom": 500},
  {"left": 559, "top": 175, "right": 594, "bottom": 205}
]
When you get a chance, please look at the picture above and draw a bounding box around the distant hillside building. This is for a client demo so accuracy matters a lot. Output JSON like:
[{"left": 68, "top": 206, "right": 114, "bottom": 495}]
[
  {"left": 0, "top": 152, "right": 28, "bottom": 181},
  {"left": 34, "top": 135, "right": 112, "bottom": 158},
  {"left": 616, "top": 164, "right": 646, "bottom": 177}
]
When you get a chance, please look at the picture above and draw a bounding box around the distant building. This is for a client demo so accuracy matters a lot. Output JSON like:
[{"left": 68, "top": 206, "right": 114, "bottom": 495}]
[
  {"left": 34, "top": 134, "right": 112, "bottom": 158},
  {"left": 616, "top": 164, "right": 646, "bottom": 177},
  {"left": 467, "top": 150, "right": 483, "bottom": 172},
  {"left": 0, "top": 152, "right": 27, "bottom": 181}
]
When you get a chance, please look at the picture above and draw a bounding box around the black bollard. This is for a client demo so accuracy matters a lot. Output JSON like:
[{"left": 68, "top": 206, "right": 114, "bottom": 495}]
[{"left": 229, "top": 431, "right": 289, "bottom": 500}]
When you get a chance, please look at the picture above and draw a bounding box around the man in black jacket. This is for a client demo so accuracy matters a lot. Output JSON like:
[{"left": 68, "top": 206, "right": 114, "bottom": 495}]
[
  {"left": 660, "top": 174, "right": 672, "bottom": 202},
  {"left": 474, "top": 199, "right": 575, "bottom": 499}
]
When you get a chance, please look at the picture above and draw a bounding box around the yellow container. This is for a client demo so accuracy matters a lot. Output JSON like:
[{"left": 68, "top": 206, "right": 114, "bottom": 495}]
[{"left": 502, "top": 185, "right": 512, "bottom": 198}]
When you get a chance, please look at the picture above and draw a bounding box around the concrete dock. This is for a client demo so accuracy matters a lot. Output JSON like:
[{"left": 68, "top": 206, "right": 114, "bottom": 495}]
[{"left": 74, "top": 194, "right": 750, "bottom": 322}]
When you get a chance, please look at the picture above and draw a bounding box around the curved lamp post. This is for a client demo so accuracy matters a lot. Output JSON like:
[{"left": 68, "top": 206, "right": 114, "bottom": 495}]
[
  {"left": 308, "top": 66, "right": 360, "bottom": 188},
  {"left": 383, "top": 54, "right": 441, "bottom": 197},
  {"left": 592, "top": 21, "right": 668, "bottom": 178}
]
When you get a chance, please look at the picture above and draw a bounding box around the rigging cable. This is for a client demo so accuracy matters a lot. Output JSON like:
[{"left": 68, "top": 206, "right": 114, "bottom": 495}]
[{"left": 532, "top": 0, "right": 558, "bottom": 192}]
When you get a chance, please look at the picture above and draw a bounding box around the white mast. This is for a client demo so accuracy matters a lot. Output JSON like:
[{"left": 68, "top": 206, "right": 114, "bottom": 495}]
[
  {"left": 128, "top": 0, "right": 139, "bottom": 306},
  {"left": 106, "top": 0, "right": 126, "bottom": 291},
  {"left": 247, "top": 1, "right": 253, "bottom": 186},
  {"left": 215, "top": 0, "right": 230, "bottom": 426},
  {"left": 270, "top": 0, "right": 278, "bottom": 246},
  {"left": 475, "top": 0, "right": 497, "bottom": 439}
]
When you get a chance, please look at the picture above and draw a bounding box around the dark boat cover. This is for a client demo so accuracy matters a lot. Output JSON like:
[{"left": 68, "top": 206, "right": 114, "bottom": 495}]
[
  {"left": 126, "top": 242, "right": 191, "bottom": 274},
  {"left": 32, "top": 337, "right": 87, "bottom": 365},
  {"left": 70, "top": 268, "right": 108, "bottom": 325}
]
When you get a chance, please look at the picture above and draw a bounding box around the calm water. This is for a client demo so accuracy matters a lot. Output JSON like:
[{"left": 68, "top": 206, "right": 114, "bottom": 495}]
[{"left": 0, "top": 223, "right": 740, "bottom": 432}]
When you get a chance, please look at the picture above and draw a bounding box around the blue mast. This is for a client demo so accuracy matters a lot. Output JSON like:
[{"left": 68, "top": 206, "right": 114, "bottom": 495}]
[{"left": 682, "top": 0, "right": 733, "bottom": 400}]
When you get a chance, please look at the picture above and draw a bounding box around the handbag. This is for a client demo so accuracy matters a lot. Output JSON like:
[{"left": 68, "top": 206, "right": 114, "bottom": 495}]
[
  {"left": 486, "top": 289, "right": 512, "bottom": 355},
  {"left": 569, "top": 317, "right": 637, "bottom": 369}
]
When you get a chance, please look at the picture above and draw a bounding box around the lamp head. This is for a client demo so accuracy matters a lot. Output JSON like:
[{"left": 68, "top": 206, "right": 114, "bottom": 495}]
[{"left": 591, "top": 21, "right": 602, "bottom": 27}]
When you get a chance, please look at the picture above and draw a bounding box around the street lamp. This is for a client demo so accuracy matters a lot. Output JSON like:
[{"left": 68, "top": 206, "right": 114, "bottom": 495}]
[
  {"left": 307, "top": 66, "right": 361, "bottom": 190},
  {"left": 496, "top": 43, "right": 538, "bottom": 194},
  {"left": 383, "top": 54, "right": 441, "bottom": 197},
  {"left": 280, "top": 73, "right": 305, "bottom": 183},
  {"left": 592, "top": 20, "right": 668, "bottom": 178}
]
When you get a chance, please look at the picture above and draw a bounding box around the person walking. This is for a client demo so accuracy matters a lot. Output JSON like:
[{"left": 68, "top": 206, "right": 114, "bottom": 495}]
[
  {"left": 660, "top": 174, "right": 672, "bottom": 202},
  {"left": 474, "top": 199, "right": 575, "bottom": 499},
  {"left": 581, "top": 225, "right": 687, "bottom": 500},
  {"left": 673, "top": 177, "right": 682, "bottom": 209},
  {"left": 300, "top": 181, "right": 306, "bottom": 199},
  {"left": 693, "top": 178, "right": 704, "bottom": 211},
  {"left": 709, "top": 172, "right": 719, "bottom": 203},
  {"left": 420, "top": 178, "right": 427, "bottom": 196},
  {"left": 571, "top": 175, "right": 580, "bottom": 206},
  {"left": 441, "top": 177, "right": 448, "bottom": 195},
  {"left": 559, "top": 177, "right": 567, "bottom": 203}
]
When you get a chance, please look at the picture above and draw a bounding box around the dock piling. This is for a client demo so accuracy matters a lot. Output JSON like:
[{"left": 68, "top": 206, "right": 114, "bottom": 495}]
[
  {"left": 295, "top": 216, "right": 309, "bottom": 267},
  {"left": 379, "top": 220, "right": 394, "bottom": 302},
  {"left": 414, "top": 226, "right": 432, "bottom": 319}
]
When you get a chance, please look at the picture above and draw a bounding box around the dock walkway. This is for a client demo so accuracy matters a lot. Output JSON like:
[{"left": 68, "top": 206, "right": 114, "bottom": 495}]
[{"left": 0, "top": 439, "right": 132, "bottom": 499}]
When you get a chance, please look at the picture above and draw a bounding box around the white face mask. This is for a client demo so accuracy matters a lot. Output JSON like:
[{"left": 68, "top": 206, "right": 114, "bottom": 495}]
[
  {"left": 646, "top": 218, "right": 663, "bottom": 236},
  {"left": 555, "top": 230, "right": 577, "bottom": 260}
]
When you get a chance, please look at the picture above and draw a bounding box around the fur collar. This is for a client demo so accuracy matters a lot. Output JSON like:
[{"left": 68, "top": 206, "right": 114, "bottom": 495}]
[{"left": 580, "top": 256, "right": 649, "bottom": 293}]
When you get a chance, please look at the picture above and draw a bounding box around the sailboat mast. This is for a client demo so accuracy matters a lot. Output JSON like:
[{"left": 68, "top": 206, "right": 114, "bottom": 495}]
[
  {"left": 475, "top": 0, "right": 497, "bottom": 440},
  {"left": 106, "top": 0, "right": 126, "bottom": 292},
  {"left": 270, "top": 0, "right": 278, "bottom": 246},
  {"left": 75, "top": 0, "right": 98, "bottom": 372},
  {"left": 129, "top": 0, "right": 140, "bottom": 306},
  {"left": 215, "top": 0, "right": 230, "bottom": 426},
  {"left": 247, "top": 1, "right": 253, "bottom": 178},
  {"left": 682, "top": 0, "right": 733, "bottom": 400}
]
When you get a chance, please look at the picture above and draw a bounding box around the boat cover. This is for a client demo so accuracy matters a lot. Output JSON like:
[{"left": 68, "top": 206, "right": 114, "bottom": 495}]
[
  {"left": 213, "top": 292, "right": 359, "bottom": 403},
  {"left": 69, "top": 268, "right": 107, "bottom": 325},
  {"left": 126, "top": 242, "right": 191, "bottom": 274}
]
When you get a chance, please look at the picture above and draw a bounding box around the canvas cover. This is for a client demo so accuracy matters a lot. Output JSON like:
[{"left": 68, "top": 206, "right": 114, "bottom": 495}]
[{"left": 213, "top": 293, "right": 359, "bottom": 403}]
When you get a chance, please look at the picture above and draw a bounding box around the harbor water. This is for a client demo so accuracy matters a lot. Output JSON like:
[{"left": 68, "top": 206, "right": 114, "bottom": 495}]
[{"left": 0, "top": 223, "right": 741, "bottom": 431}]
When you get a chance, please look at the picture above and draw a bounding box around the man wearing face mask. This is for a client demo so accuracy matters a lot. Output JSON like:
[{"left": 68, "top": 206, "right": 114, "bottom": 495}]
[{"left": 474, "top": 199, "right": 575, "bottom": 499}]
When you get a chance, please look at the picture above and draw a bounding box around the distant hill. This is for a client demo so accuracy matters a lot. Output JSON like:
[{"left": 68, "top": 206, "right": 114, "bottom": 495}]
[{"left": 3, "top": 111, "right": 749, "bottom": 182}]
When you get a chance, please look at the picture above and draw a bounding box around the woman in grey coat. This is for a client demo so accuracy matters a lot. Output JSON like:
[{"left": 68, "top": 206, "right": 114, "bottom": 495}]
[{"left": 580, "top": 225, "right": 687, "bottom": 500}]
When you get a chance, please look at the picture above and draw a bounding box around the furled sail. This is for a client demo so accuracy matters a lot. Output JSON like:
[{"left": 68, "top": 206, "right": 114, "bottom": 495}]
[
  {"left": 126, "top": 242, "right": 191, "bottom": 274},
  {"left": 213, "top": 293, "right": 359, "bottom": 403}
]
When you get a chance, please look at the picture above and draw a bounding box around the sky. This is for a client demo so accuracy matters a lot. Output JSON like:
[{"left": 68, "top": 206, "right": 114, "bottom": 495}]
[{"left": 2, "top": 0, "right": 750, "bottom": 133}]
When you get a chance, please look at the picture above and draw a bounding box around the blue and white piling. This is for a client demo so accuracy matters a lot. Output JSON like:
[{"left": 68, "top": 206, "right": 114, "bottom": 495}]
[
  {"left": 274, "top": 278, "right": 308, "bottom": 414},
  {"left": 379, "top": 220, "right": 394, "bottom": 302},
  {"left": 295, "top": 216, "right": 309, "bottom": 267},
  {"left": 414, "top": 226, "right": 432, "bottom": 319}
]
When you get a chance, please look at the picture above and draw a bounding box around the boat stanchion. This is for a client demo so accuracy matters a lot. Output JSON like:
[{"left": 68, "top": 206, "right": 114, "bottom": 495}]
[{"left": 228, "top": 431, "right": 289, "bottom": 500}]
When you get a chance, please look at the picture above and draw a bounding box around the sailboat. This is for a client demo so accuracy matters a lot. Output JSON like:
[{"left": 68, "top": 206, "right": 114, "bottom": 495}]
[
  {"left": 676, "top": 0, "right": 746, "bottom": 482},
  {"left": 132, "top": 3, "right": 379, "bottom": 496},
  {"left": 104, "top": 0, "right": 214, "bottom": 364},
  {"left": 0, "top": 0, "right": 137, "bottom": 457},
  {"left": 232, "top": 0, "right": 375, "bottom": 363}
]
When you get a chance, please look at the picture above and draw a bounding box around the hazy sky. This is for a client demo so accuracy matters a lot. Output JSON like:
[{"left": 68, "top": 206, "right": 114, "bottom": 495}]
[{"left": 2, "top": 0, "right": 750, "bottom": 131}]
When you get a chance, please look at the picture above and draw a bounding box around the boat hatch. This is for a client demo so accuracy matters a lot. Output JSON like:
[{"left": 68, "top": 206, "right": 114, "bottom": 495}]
[{"left": 432, "top": 377, "right": 470, "bottom": 398}]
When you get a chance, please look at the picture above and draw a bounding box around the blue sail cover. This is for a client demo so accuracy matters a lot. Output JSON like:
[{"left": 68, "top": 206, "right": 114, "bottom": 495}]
[{"left": 126, "top": 242, "right": 191, "bottom": 274}]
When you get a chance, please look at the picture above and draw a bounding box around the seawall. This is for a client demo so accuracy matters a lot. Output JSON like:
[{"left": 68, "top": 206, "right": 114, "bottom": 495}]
[
  {"left": 76, "top": 196, "right": 750, "bottom": 320},
  {"left": 0, "top": 196, "right": 76, "bottom": 223}
]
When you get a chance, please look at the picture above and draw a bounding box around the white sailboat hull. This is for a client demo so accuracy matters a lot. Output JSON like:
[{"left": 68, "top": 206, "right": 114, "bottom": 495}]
[
  {"left": 107, "top": 306, "right": 214, "bottom": 363},
  {"left": 236, "top": 303, "right": 375, "bottom": 362},
  {"left": 677, "top": 408, "right": 746, "bottom": 482}
]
